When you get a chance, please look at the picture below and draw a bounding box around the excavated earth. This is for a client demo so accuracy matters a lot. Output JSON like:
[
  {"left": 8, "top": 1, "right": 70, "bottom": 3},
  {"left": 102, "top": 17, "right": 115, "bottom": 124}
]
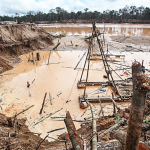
[
  {"left": 0, "top": 24, "right": 53, "bottom": 73},
  {"left": 0, "top": 24, "right": 150, "bottom": 150}
]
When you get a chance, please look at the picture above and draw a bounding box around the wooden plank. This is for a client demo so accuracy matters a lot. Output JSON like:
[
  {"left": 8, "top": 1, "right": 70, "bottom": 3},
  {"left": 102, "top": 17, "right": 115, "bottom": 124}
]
[
  {"left": 92, "top": 53, "right": 125, "bottom": 57},
  {"left": 79, "top": 96, "right": 131, "bottom": 103},
  {"left": 89, "top": 58, "right": 121, "bottom": 62},
  {"left": 77, "top": 80, "right": 126, "bottom": 88}
]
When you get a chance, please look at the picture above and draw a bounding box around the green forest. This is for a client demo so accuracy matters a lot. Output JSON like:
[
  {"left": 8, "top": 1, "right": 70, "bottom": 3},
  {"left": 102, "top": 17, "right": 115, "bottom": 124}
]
[{"left": 1, "top": 5, "right": 150, "bottom": 23}]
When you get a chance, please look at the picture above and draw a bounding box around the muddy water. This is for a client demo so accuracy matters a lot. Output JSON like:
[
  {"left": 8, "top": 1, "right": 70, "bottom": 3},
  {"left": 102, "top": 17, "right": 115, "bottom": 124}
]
[
  {"left": 0, "top": 50, "right": 114, "bottom": 140},
  {"left": 0, "top": 48, "right": 150, "bottom": 141},
  {"left": 40, "top": 23, "right": 150, "bottom": 36}
]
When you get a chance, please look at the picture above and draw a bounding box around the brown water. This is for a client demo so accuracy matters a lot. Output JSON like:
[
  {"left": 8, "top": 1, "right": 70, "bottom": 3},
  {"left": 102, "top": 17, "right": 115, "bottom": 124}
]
[
  {"left": 1, "top": 24, "right": 150, "bottom": 141},
  {"left": 40, "top": 23, "right": 150, "bottom": 36},
  {"left": 0, "top": 48, "right": 150, "bottom": 140}
]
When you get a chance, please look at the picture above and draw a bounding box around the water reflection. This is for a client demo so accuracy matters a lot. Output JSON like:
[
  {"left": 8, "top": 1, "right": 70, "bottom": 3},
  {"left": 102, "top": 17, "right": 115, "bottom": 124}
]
[{"left": 42, "top": 24, "right": 150, "bottom": 36}]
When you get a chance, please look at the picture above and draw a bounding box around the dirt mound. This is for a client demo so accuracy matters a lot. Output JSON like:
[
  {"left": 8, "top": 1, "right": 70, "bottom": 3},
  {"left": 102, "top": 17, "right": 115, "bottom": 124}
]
[
  {"left": 0, "top": 58, "right": 13, "bottom": 73},
  {"left": 0, "top": 113, "right": 53, "bottom": 149},
  {"left": 0, "top": 24, "right": 53, "bottom": 73}
]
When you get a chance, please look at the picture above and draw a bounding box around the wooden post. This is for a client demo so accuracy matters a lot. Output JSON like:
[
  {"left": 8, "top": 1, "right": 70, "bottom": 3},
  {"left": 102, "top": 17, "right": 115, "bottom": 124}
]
[
  {"left": 32, "top": 52, "right": 35, "bottom": 64},
  {"left": 90, "top": 104, "right": 97, "bottom": 150},
  {"left": 49, "top": 92, "right": 52, "bottom": 105},
  {"left": 98, "top": 96, "right": 104, "bottom": 117},
  {"left": 64, "top": 111, "right": 83, "bottom": 150},
  {"left": 47, "top": 51, "right": 52, "bottom": 65},
  {"left": 71, "top": 41, "right": 73, "bottom": 46},
  {"left": 111, "top": 93, "right": 120, "bottom": 112},
  {"left": 36, "top": 52, "right": 40, "bottom": 61},
  {"left": 107, "top": 44, "right": 108, "bottom": 55},
  {"left": 27, "top": 81, "right": 30, "bottom": 88},
  {"left": 125, "top": 62, "right": 148, "bottom": 150},
  {"left": 39, "top": 93, "right": 47, "bottom": 114},
  {"left": 113, "top": 103, "right": 116, "bottom": 115}
]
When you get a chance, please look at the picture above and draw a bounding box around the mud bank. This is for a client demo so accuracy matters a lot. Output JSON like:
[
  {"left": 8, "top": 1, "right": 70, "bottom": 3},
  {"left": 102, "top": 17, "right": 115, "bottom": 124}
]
[
  {"left": 0, "top": 24, "right": 53, "bottom": 73},
  {"left": 0, "top": 113, "right": 54, "bottom": 149}
]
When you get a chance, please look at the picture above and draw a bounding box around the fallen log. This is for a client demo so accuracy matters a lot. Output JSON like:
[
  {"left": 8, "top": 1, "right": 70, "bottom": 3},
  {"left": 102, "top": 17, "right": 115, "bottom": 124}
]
[{"left": 64, "top": 111, "right": 83, "bottom": 150}]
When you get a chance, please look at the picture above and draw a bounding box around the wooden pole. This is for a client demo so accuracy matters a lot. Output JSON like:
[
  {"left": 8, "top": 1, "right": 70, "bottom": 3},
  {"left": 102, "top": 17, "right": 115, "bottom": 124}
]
[
  {"left": 47, "top": 42, "right": 60, "bottom": 65},
  {"left": 125, "top": 62, "right": 148, "bottom": 150},
  {"left": 49, "top": 92, "right": 53, "bottom": 105},
  {"left": 13, "top": 105, "right": 34, "bottom": 118},
  {"left": 98, "top": 96, "right": 104, "bottom": 117},
  {"left": 74, "top": 51, "right": 86, "bottom": 70},
  {"left": 90, "top": 104, "right": 97, "bottom": 150},
  {"left": 64, "top": 111, "right": 83, "bottom": 150},
  {"left": 83, "top": 37, "right": 92, "bottom": 98},
  {"left": 47, "top": 50, "right": 52, "bottom": 65},
  {"left": 39, "top": 93, "right": 47, "bottom": 114},
  {"left": 111, "top": 93, "right": 120, "bottom": 111},
  {"left": 79, "top": 45, "right": 91, "bottom": 82},
  {"left": 32, "top": 52, "right": 35, "bottom": 64},
  {"left": 36, "top": 52, "right": 40, "bottom": 61}
]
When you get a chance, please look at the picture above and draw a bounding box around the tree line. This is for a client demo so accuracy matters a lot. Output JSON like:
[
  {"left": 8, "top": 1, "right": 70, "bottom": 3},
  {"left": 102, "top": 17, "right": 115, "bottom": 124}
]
[{"left": 1, "top": 5, "right": 150, "bottom": 23}]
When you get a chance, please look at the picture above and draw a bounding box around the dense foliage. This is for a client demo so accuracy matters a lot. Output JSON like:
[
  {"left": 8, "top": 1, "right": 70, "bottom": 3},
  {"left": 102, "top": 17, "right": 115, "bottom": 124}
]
[{"left": 1, "top": 5, "right": 150, "bottom": 23}]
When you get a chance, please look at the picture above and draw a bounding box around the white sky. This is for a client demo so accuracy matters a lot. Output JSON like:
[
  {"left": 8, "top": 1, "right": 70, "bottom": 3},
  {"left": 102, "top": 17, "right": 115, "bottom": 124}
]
[{"left": 0, "top": 0, "right": 150, "bottom": 16}]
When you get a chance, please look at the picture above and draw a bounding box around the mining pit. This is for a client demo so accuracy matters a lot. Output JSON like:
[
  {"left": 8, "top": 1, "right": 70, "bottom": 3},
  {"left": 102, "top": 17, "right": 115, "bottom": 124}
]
[{"left": 0, "top": 23, "right": 150, "bottom": 149}]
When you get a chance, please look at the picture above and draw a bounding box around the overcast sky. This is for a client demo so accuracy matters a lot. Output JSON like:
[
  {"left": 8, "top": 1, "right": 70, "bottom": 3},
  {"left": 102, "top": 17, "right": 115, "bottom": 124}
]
[{"left": 0, "top": 0, "right": 150, "bottom": 16}]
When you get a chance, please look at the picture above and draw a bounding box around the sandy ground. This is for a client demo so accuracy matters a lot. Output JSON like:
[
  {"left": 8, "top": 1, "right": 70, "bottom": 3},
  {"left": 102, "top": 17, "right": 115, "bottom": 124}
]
[
  {"left": 107, "top": 35, "right": 150, "bottom": 52},
  {"left": 47, "top": 36, "right": 88, "bottom": 51}
]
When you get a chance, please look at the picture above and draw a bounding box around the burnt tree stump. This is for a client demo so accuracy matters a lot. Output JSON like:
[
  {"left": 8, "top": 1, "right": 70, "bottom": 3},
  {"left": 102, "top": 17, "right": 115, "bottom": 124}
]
[{"left": 125, "top": 62, "right": 149, "bottom": 150}]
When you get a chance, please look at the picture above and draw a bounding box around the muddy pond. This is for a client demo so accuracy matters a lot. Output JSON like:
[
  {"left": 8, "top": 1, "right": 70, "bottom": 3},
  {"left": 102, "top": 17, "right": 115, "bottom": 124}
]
[
  {"left": 40, "top": 23, "right": 150, "bottom": 36},
  {"left": 0, "top": 23, "right": 150, "bottom": 141}
]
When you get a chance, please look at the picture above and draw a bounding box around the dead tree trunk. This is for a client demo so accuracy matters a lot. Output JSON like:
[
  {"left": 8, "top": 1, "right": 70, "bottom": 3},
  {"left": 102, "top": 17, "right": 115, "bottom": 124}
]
[
  {"left": 125, "top": 62, "right": 148, "bottom": 150},
  {"left": 64, "top": 111, "right": 83, "bottom": 150}
]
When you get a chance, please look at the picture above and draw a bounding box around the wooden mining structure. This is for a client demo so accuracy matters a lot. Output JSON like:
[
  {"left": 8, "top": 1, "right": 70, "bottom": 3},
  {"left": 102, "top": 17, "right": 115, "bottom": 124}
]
[{"left": 78, "top": 22, "right": 132, "bottom": 105}]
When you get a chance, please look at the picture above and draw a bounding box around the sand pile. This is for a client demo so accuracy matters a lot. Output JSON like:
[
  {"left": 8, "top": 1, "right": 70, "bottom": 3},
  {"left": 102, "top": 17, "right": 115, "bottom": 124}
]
[{"left": 0, "top": 24, "right": 53, "bottom": 73}]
